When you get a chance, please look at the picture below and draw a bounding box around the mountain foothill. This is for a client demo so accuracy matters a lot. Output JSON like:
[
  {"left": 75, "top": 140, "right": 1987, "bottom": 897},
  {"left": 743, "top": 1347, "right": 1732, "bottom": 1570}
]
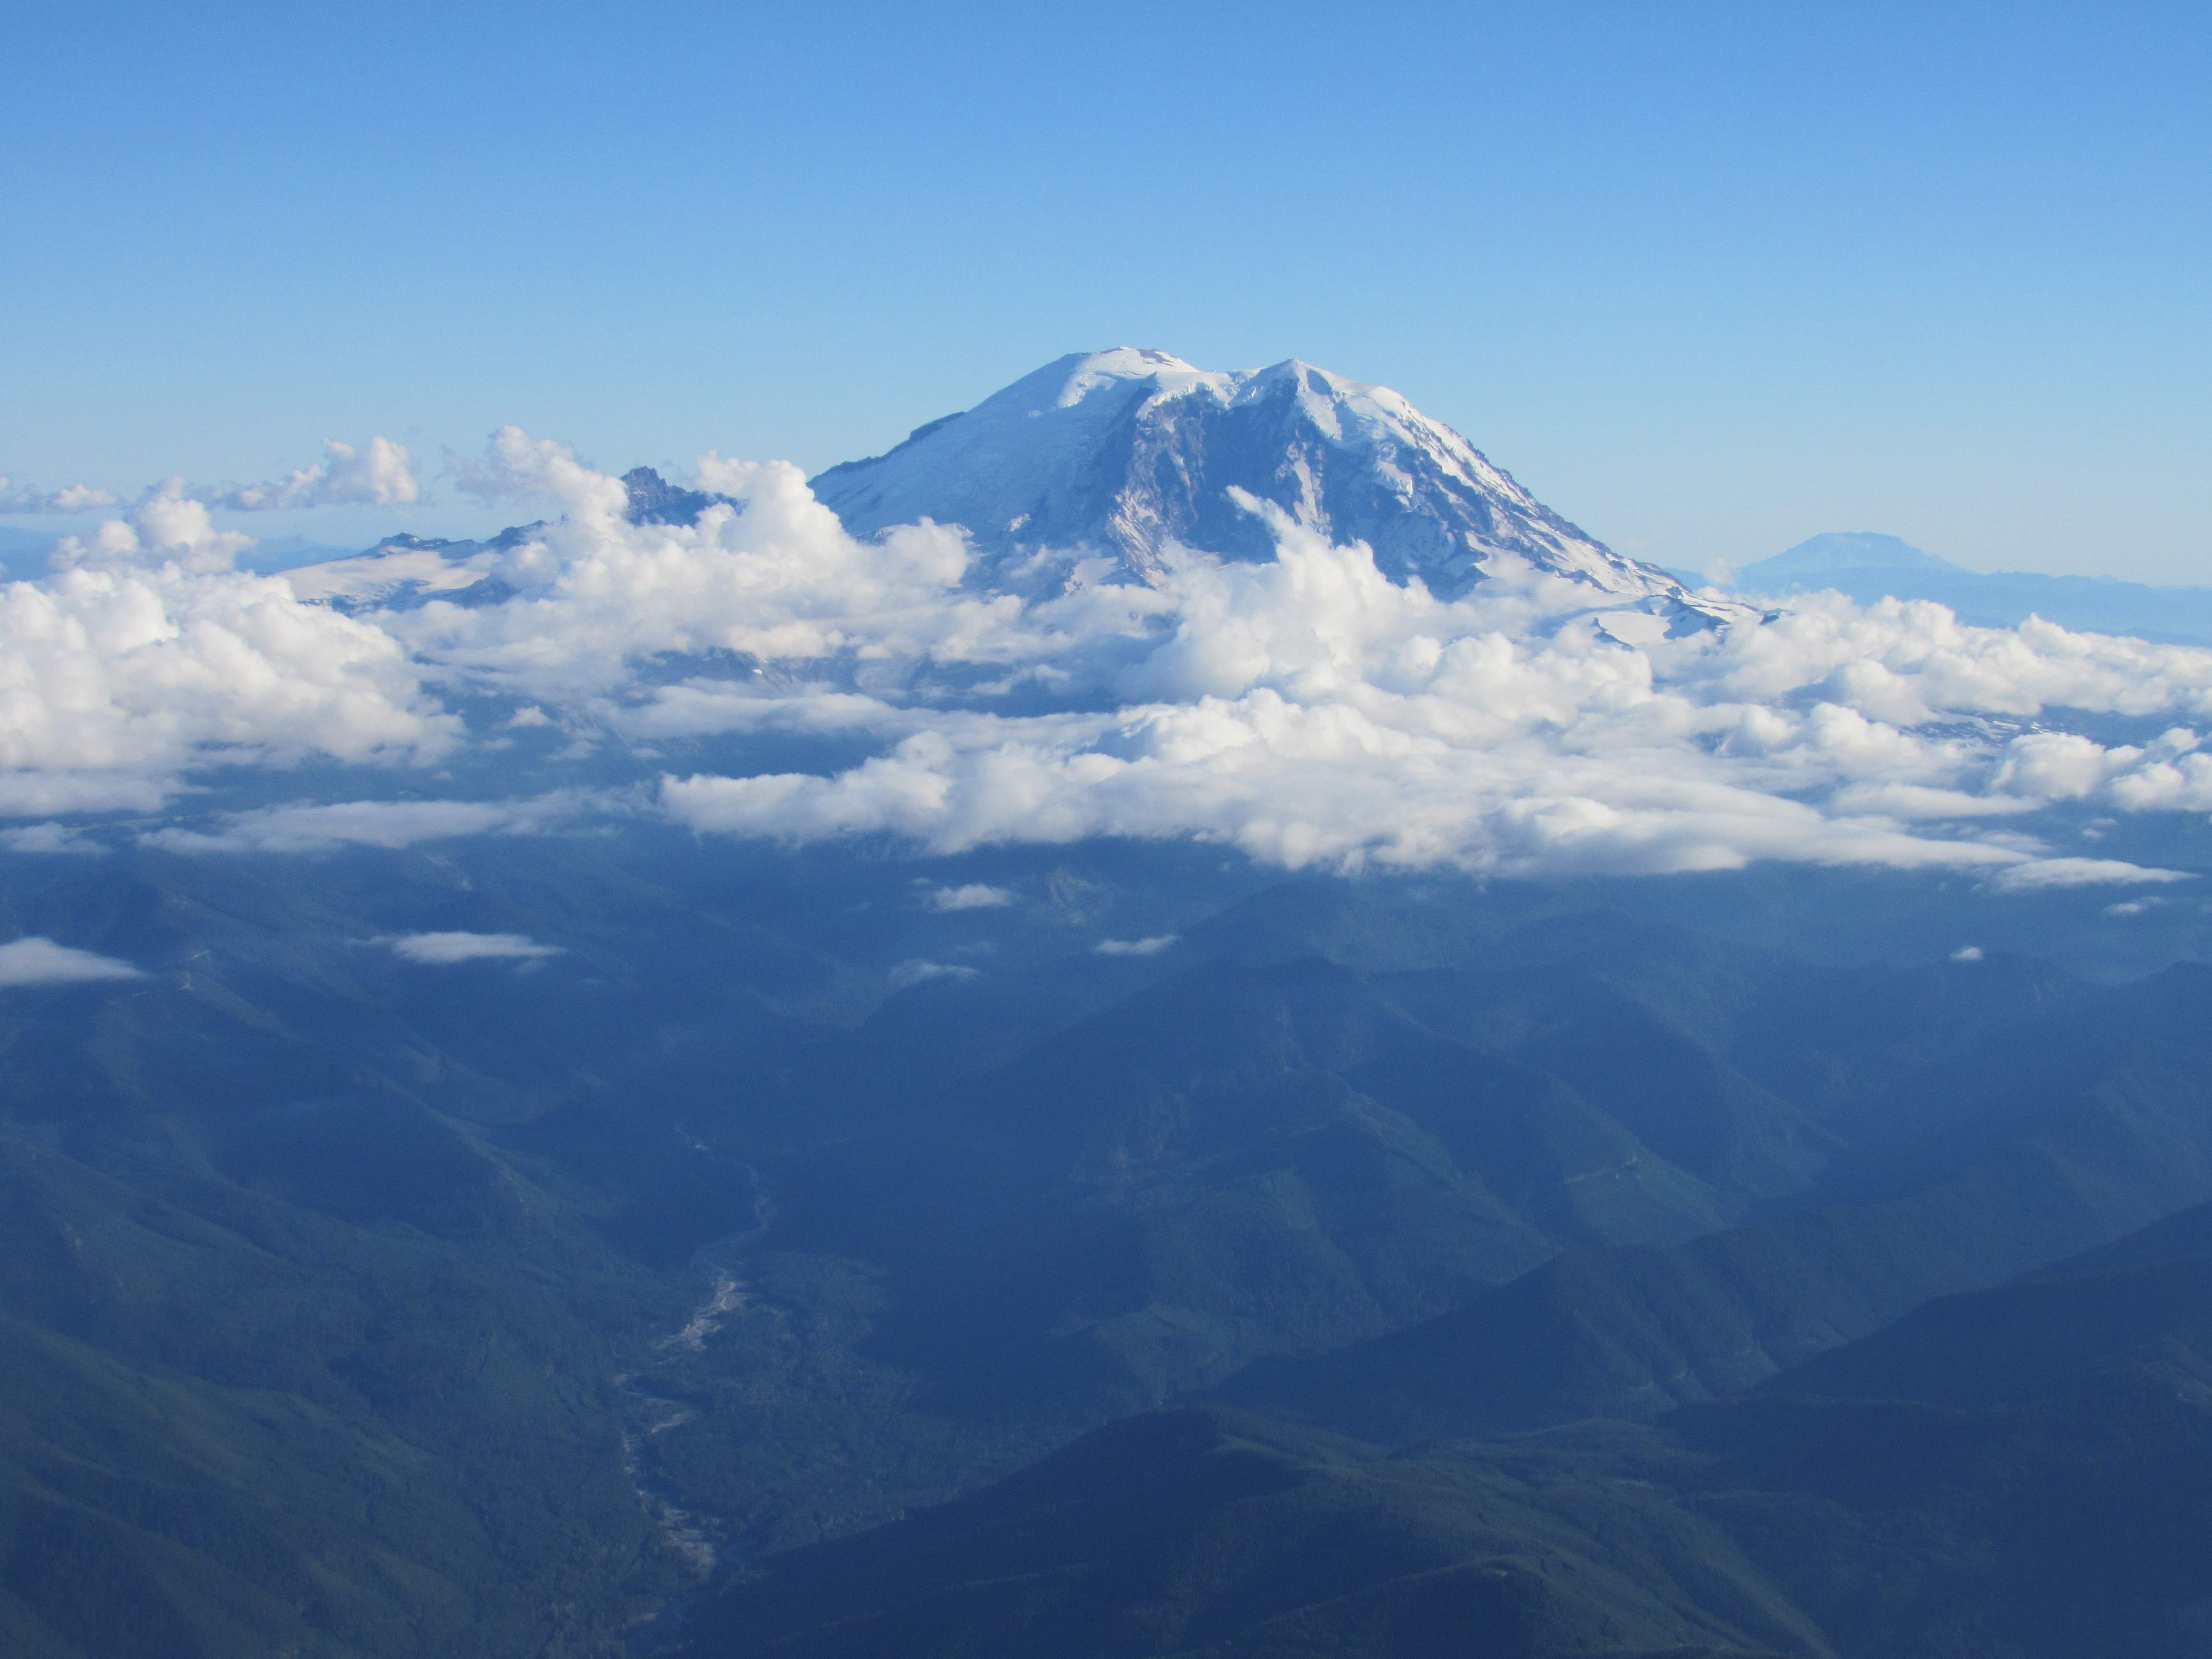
[
  {"left": 7, "top": 842, "right": 2212, "bottom": 1659},
  {"left": 5, "top": 353, "right": 2212, "bottom": 1659}
]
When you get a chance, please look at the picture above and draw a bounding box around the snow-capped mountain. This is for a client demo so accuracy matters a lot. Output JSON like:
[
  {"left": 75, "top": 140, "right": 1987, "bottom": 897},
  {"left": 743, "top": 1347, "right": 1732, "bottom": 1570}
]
[
  {"left": 812, "top": 348, "right": 1687, "bottom": 603},
  {"left": 283, "top": 351, "right": 1721, "bottom": 626},
  {"left": 282, "top": 529, "right": 540, "bottom": 614}
]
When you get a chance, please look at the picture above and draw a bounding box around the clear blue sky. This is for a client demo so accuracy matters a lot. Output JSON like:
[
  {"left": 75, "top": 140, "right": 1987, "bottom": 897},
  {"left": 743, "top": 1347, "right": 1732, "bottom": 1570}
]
[{"left": 4, "top": 1, "right": 2208, "bottom": 579}]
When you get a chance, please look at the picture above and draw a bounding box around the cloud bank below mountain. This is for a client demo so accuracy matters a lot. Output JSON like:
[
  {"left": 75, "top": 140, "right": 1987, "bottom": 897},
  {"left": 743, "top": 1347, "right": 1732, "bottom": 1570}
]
[{"left": 5, "top": 430, "right": 2211, "bottom": 889}]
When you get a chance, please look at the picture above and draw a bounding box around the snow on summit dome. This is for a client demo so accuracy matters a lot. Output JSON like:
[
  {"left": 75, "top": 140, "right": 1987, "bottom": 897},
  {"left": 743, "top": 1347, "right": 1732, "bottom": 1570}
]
[{"left": 810, "top": 349, "right": 1693, "bottom": 607}]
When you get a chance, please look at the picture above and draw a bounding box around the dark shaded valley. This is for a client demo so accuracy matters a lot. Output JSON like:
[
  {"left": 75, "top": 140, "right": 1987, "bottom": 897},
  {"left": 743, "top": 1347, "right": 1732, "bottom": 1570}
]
[{"left": 4, "top": 833, "right": 2212, "bottom": 1657}]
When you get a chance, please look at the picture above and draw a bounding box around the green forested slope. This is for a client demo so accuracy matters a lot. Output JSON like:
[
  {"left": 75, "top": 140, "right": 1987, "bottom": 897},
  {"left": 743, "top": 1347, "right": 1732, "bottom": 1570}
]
[
  {"left": 8, "top": 846, "right": 2212, "bottom": 1658},
  {"left": 1216, "top": 964, "right": 2212, "bottom": 1441},
  {"left": 682, "top": 1201, "right": 2212, "bottom": 1658}
]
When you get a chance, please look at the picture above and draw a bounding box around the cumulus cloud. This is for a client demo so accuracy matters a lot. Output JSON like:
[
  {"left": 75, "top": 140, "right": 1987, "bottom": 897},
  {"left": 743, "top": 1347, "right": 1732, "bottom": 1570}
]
[
  {"left": 922, "top": 882, "right": 1015, "bottom": 911},
  {"left": 14, "top": 429, "right": 2212, "bottom": 893},
  {"left": 0, "top": 471, "right": 465, "bottom": 817},
  {"left": 655, "top": 688, "right": 2025, "bottom": 878},
  {"left": 384, "top": 931, "right": 560, "bottom": 964},
  {"left": 449, "top": 427, "right": 626, "bottom": 514},
  {"left": 1094, "top": 935, "right": 1178, "bottom": 956},
  {"left": 53, "top": 479, "right": 256, "bottom": 575},
  {"left": 399, "top": 436, "right": 1027, "bottom": 699},
  {"left": 0, "top": 937, "right": 144, "bottom": 985},
  {"left": 0, "top": 479, "right": 118, "bottom": 514},
  {"left": 219, "top": 438, "right": 420, "bottom": 510},
  {"left": 612, "top": 494, "right": 2212, "bottom": 882},
  {"left": 0, "top": 552, "right": 456, "bottom": 817}
]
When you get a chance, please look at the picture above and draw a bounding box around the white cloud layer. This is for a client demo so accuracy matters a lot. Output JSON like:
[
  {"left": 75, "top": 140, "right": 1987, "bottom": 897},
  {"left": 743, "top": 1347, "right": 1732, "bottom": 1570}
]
[
  {"left": 10, "top": 430, "right": 2212, "bottom": 890},
  {"left": 0, "top": 479, "right": 118, "bottom": 514},
  {"left": 142, "top": 792, "right": 605, "bottom": 854},
  {"left": 449, "top": 427, "right": 625, "bottom": 510},
  {"left": 219, "top": 438, "right": 420, "bottom": 511},
  {"left": 1094, "top": 935, "right": 1179, "bottom": 956},
  {"left": 0, "top": 823, "right": 103, "bottom": 855},
  {"left": 384, "top": 931, "right": 560, "bottom": 964},
  {"left": 0, "top": 559, "right": 455, "bottom": 817},
  {"left": 407, "top": 439, "right": 1002, "bottom": 696},
  {"left": 610, "top": 487, "right": 2212, "bottom": 882},
  {"left": 0, "top": 478, "right": 459, "bottom": 818},
  {"left": 1982, "top": 857, "right": 2195, "bottom": 893},
  {"left": 923, "top": 882, "right": 1016, "bottom": 911},
  {"left": 0, "top": 937, "right": 144, "bottom": 985},
  {"left": 54, "top": 480, "right": 256, "bottom": 575},
  {"left": 888, "top": 958, "right": 982, "bottom": 988}
]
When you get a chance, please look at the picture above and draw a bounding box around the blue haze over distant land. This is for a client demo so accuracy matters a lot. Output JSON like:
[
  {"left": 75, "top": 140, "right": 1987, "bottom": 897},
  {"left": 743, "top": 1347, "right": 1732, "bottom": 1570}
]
[
  {"left": 1668, "top": 532, "right": 2212, "bottom": 648},
  {"left": 2, "top": 3, "right": 2210, "bottom": 583}
]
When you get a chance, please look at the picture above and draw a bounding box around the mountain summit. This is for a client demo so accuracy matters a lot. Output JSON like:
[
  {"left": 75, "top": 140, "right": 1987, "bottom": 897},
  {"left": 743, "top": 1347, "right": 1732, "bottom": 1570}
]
[
  {"left": 1742, "top": 531, "right": 1967, "bottom": 584},
  {"left": 288, "top": 351, "right": 1717, "bottom": 625},
  {"left": 812, "top": 349, "right": 1687, "bottom": 603}
]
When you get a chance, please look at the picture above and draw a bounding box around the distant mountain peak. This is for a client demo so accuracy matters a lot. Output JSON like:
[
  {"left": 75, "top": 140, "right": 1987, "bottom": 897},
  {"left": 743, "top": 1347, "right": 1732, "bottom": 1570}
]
[
  {"left": 620, "top": 466, "right": 727, "bottom": 526},
  {"left": 1713, "top": 531, "right": 2212, "bottom": 645},
  {"left": 811, "top": 349, "right": 1700, "bottom": 611},
  {"left": 1748, "top": 532, "right": 1967, "bottom": 581}
]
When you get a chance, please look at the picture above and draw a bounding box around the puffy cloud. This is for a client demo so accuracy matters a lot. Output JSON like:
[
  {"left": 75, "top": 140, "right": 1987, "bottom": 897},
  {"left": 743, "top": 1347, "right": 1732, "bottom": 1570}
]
[
  {"left": 0, "top": 936, "right": 143, "bottom": 986},
  {"left": 1990, "top": 732, "right": 2116, "bottom": 801},
  {"left": 385, "top": 931, "right": 560, "bottom": 964},
  {"left": 1692, "top": 598, "right": 2212, "bottom": 723},
  {"left": 0, "top": 549, "right": 456, "bottom": 816},
  {"left": 398, "top": 437, "right": 1038, "bottom": 699},
  {"left": 53, "top": 479, "right": 255, "bottom": 575},
  {"left": 1986, "top": 729, "right": 2212, "bottom": 814},
  {"left": 1094, "top": 935, "right": 1178, "bottom": 956},
  {"left": 0, "top": 480, "right": 118, "bottom": 514},
  {"left": 0, "top": 474, "right": 458, "bottom": 818},
  {"left": 218, "top": 438, "right": 420, "bottom": 511},
  {"left": 141, "top": 792, "right": 602, "bottom": 854},
  {"left": 1950, "top": 945, "right": 1985, "bottom": 962},
  {"left": 923, "top": 882, "right": 1015, "bottom": 911},
  {"left": 656, "top": 710, "right": 2027, "bottom": 877},
  {"left": 15, "top": 430, "right": 2212, "bottom": 893},
  {"left": 616, "top": 493, "right": 2212, "bottom": 882},
  {"left": 449, "top": 427, "right": 626, "bottom": 517}
]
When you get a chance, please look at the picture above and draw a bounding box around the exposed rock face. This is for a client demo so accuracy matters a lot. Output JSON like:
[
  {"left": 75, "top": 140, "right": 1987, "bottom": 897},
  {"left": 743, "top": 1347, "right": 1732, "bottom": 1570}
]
[{"left": 620, "top": 466, "right": 725, "bottom": 527}]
